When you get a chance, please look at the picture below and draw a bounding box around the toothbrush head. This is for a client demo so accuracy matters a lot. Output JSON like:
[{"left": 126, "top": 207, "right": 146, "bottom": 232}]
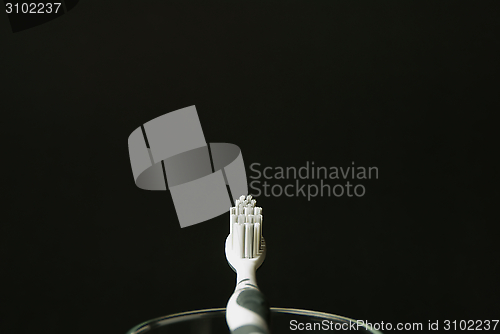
[{"left": 225, "top": 195, "right": 266, "bottom": 272}]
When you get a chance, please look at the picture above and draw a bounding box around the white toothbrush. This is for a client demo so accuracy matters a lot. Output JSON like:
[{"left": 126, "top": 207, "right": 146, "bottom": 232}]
[{"left": 225, "top": 195, "right": 270, "bottom": 334}]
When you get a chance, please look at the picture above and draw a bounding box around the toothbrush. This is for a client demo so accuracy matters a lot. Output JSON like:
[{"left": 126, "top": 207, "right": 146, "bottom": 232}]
[{"left": 225, "top": 195, "right": 270, "bottom": 334}]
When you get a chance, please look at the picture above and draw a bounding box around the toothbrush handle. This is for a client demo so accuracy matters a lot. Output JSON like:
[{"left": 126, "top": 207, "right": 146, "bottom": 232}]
[{"left": 226, "top": 287, "right": 270, "bottom": 334}]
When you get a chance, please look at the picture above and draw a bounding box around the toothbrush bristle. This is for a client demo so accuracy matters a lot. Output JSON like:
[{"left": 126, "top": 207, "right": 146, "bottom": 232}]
[{"left": 229, "top": 195, "right": 263, "bottom": 258}]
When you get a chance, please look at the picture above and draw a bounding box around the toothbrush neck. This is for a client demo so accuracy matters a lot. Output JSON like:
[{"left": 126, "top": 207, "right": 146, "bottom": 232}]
[{"left": 236, "top": 267, "right": 258, "bottom": 289}]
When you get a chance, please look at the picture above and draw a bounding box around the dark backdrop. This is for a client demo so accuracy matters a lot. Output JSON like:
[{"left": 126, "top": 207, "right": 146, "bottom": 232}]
[{"left": 2, "top": 2, "right": 498, "bottom": 333}]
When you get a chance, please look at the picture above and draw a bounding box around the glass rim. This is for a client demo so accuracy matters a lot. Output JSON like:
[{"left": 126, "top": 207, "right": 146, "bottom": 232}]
[{"left": 126, "top": 307, "right": 383, "bottom": 334}]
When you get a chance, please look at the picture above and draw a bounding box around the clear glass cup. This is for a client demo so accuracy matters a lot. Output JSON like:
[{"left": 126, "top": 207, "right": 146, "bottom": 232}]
[{"left": 126, "top": 307, "right": 383, "bottom": 333}]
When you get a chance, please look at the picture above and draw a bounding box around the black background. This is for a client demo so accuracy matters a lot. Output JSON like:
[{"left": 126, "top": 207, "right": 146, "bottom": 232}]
[{"left": 1, "top": 1, "right": 499, "bottom": 333}]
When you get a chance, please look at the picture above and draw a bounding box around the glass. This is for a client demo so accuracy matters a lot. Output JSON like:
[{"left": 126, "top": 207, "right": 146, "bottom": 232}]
[{"left": 126, "top": 307, "right": 383, "bottom": 333}]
